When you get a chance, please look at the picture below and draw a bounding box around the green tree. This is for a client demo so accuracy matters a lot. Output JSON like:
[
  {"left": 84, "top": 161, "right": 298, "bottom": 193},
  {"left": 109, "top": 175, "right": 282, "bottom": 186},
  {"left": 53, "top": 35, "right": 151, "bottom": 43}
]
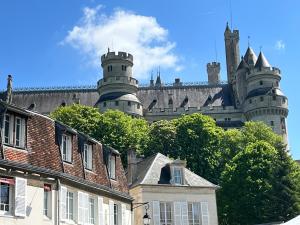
[
  {"left": 174, "top": 113, "right": 224, "bottom": 183},
  {"left": 50, "top": 104, "right": 101, "bottom": 136},
  {"left": 144, "top": 120, "right": 177, "bottom": 157}
]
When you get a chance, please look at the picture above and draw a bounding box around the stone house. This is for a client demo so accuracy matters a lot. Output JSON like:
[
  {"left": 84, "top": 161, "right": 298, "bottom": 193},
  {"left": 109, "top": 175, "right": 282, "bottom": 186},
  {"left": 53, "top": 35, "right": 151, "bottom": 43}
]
[
  {"left": 0, "top": 100, "right": 132, "bottom": 225},
  {"left": 127, "top": 151, "right": 219, "bottom": 225}
]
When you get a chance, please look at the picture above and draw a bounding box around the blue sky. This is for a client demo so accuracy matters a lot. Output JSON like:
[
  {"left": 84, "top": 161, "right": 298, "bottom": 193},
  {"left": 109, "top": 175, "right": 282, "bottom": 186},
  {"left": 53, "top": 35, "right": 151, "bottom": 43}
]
[{"left": 0, "top": 0, "right": 299, "bottom": 158}]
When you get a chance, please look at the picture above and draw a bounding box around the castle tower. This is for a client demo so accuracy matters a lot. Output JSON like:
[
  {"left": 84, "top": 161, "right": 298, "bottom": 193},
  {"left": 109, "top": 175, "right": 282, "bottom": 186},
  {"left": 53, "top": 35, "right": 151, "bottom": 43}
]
[
  {"left": 96, "top": 51, "right": 143, "bottom": 116},
  {"left": 243, "top": 51, "right": 288, "bottom": 145},
  {"left": 207, "top": 62, "right": 220, "bottom": 85},
  {"left": 224, "top": 23, "right": 240, "bottom": 84}
]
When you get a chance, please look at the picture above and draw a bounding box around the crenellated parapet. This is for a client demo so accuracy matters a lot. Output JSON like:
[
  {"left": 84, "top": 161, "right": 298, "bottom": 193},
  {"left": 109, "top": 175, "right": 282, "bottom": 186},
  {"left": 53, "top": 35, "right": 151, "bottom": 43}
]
[{"left": 101, "top": 51, "right": 133, "bottom": 66}]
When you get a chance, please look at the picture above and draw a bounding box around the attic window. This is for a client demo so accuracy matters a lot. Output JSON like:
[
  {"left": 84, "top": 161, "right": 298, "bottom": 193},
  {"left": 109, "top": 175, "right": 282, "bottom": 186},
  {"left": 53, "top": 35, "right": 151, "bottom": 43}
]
[
  {"left": 180, "top": 97, "right": 188, "bottom": 107},
  {"left": 173, "top": 167, "right": 183, "bottom": 185},
  {"left": 168, "top": 98, "right": 173, "bottom": 105},
  {"left": 28, "top": 103, "right": 36, "bottom": 110}
]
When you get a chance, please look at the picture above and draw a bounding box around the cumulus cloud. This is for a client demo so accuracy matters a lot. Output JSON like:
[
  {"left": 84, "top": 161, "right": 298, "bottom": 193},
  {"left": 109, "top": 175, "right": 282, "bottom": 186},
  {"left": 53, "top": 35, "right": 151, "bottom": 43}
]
[
  {"left": 275, "top": 40, "right": 285, "bottom": 50},
  {"left": 63, "top": 6, "right": 181, "bottom": 78}
]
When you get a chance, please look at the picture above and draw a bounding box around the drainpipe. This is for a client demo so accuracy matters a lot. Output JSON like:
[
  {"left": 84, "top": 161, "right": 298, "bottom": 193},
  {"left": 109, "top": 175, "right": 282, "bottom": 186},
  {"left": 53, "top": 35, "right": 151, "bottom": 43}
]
[{"left": 56, "top": 178, "right": 61, "bottom": 225}]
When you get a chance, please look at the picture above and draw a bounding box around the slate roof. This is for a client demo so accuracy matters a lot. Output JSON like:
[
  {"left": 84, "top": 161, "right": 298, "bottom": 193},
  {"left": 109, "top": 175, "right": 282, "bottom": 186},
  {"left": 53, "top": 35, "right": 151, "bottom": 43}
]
[
  {"left": 3, "top": 83, "right": 234, "bottom": 115},
  {"left": 255, "top": 51, "right": 271, "bottom": 69},
  {"left": 244, "top": 47, "right": 257, "bottom": 65},
  {"left": 130, "top": 153, "right": 218, "bottom": 188},
  {"left": 246, "top": 87, "right": 285, "bottom": 99}
]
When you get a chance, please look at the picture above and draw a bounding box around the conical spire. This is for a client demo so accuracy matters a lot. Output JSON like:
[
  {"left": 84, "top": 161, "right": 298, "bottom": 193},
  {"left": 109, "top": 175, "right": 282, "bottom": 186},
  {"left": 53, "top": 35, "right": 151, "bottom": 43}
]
[
  {"left": 244, "top": 47, "right": 257, "bottom": 66},
  {"left": 255, "top": 51, "right": 271, "bottom": 69},
  {"left": 237, "top": 56, "right": 249, "bottom": 71}
]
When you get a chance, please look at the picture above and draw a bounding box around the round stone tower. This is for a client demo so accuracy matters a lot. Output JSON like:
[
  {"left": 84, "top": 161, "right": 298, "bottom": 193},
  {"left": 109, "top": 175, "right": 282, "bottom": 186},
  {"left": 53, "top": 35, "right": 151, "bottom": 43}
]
[
  {"left": 243, "top": 51, "right": 288, "bottom": 145},
  {"left": 95, "top": 51, "right": 143, "bottom": 116}
]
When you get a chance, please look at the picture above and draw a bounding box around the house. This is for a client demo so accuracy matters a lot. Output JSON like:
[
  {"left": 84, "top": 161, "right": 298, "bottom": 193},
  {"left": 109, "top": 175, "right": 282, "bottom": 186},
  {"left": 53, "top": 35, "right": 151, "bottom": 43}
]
[
  {"left": 127, "top": 150, "right": 219, "bottom": 225},
  {"left": 0, "top": 100, "right": 132, "bottom": 225}
]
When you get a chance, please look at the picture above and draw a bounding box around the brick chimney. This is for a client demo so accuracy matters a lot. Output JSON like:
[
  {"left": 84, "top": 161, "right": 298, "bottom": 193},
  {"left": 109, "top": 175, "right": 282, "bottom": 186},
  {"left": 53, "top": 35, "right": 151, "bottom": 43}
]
[{"left": 127, "top": 149, "right": 138, "bottom": 185}]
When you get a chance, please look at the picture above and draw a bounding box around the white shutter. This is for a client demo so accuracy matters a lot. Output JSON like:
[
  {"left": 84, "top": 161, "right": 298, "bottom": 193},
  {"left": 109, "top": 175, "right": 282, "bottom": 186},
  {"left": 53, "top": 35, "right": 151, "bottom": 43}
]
[
  {"left": 60, "top": 186, "right": 67, "bottom": 221},
  {"left": 109, "top": 200, "right": 114, "bottom": 225},
  {"left": 174, "top": 202, "right": 182, "bottom": 225},
  {"left": 9, "top": 115, "right": 14, "bottom": 145},
  {"left": 181, "top": 202, "right": 188, "bottom": 225},
  {"left": 15, "top": 177, "right": 27, "bottom": 217},
  {"left": 67, "top": 136, "right": 72, "bottom": 162},
  {"left": 98, "top": 197, "right": 104, "bottom": 225},
  {"left": 20, "top": 118, "right": 26, "bottom": 148},
  {"left": 84, "top": 194, "right": 89, "bottom": 224},
  {"left": 201, "top": 202, "right": 209, "bottom": 225},
  {"left": 152, "top": 201, "right": 160, "bottom": 225},
  {"left": 121, "top": 204, "right": 126, "bottom": 225},
  {"left": 78, "top": 191, "right": 85, "bottom": 224}
]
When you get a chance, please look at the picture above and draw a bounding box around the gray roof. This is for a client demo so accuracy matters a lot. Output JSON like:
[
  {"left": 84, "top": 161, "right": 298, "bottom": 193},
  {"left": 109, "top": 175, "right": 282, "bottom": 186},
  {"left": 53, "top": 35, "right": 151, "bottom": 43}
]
[
  {"left": 3, "top": 83, "right": 234, "bottom": 115},
  {"left": 130, "top": 153, "right": 217, "bottom": 188},
  {"left": 255, "top": 51, "right": 271, "bottom": 69},
  {"left": 246, "top": 87, "right": 285, "bottom": 99},
  {"left": 244, "top": 47, "right": 257, "bottom": 65},
  {"left": 237, "top": 57, "right": 249, "bottom": 71}
]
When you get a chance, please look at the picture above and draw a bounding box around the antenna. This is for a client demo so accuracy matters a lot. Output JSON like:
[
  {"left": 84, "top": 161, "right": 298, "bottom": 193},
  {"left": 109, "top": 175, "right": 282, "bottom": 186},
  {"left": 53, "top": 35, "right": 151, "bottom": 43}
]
[
  {"left": 248, "top": 36, "right": 250, "bottom": 47},
  {"left": 214, "top": 40, "right": 218, "bottom": 62},
  {"left": 229, "top": 0, "right": 233, "bottom": 29}
]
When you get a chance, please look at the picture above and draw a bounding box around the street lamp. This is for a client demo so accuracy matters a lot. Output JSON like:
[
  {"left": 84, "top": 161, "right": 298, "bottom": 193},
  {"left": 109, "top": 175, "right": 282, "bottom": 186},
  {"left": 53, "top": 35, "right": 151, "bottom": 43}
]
[{"left": 143, "top": 204, "right": 151, "bottom": 225}]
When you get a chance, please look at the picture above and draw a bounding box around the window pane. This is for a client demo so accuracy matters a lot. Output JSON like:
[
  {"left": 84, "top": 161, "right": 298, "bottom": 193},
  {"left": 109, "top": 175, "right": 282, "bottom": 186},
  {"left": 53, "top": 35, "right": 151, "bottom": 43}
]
[
  {"left": 4, "top": 115, "right": 10, "bottom": 144},
  {"left": 67, "top": 192, "right": 74, "bottom": 220},
  {"left": 0, "top": 183, "right": 10, "bottom": 212},
  {"left": 15, "top": 118, "right": 21, "bottom": 146},
  {"left": 114, "top": 204, "right": 118, "bottom": 225},
  {"left": 89, "top": 198, "right": 95, "bottom": 224}
]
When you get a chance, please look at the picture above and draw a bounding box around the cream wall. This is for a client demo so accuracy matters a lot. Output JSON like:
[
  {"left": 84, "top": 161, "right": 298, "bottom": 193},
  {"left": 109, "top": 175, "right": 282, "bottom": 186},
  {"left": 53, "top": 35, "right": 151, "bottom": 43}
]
[{"left": 130, "top": 185, "right": 218, "bottom": 225}]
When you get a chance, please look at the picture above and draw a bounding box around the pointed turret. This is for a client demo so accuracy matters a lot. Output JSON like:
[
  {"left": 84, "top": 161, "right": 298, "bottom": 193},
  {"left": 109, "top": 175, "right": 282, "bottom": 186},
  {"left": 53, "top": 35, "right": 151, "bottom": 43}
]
[
  {"left": 225, "top": 22, "right": 231, "bottom": 33},
  {"left": 155, "top": 74, "right": 162, "bottom": 87},
  {"left": 244, "top": 47, "right": 257, "bottom": 66},
  {"left": 255, "top": 51, "right": 271, "bottom": 69},
  {"left": 237, "top": 56, "right": 249, "bottom": 71}
]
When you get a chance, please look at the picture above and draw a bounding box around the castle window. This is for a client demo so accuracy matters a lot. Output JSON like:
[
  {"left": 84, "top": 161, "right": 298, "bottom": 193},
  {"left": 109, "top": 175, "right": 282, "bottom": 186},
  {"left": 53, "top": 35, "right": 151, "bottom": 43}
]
[
  {"left": 115, "top": 101, "right": 119, "bottom": 106},
  {"left": 273, "top": 96, "right": 276, "bottom": 101},
  {"left": 107, "top": 65, "right": 113, "bottom": 72},
  {"left": 103, "top": 102, "right": 107, "bottom": 107},
  {"left": 225, "top": 118, "right": 231, "bottom": 121},
  {"left": 270, "top": 121, "right": 274, "bottom": 126},
  {"left": 260, "top": 97, "right": 264, "bottom": 102},
  {"left": 281, "top": 117, "right": 286, "bottom": 133},
  {"left": 282, "top": 98, "right": 286, "bottom": 104},
  {"left": 137, "top": 104, "right": 140, "bottom": 109},
  {"left": 168, "top": 98, "right": 173, "bottom": 106},
  {"left": 128, "top": 101, "right": 131, "bottom": 106},
  {"left": 276, "top": 81, "right": 279, "bottom": 87},
  {"left": 61, "top": 102, "right": 66, "bottom": 107},
  {"left": 259, "top": 80, "right": 263, "bottom": 85},
  {"left": 249, "top": 99, "right": 252, "bottom": 104},
  {"left": 121, "top": 65, "right": 127, "bottom": 71}
]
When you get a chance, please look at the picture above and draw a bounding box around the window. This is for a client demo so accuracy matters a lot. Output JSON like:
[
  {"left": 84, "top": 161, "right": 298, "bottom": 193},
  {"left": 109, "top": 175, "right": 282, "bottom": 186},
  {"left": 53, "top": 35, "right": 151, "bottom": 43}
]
[
  {"left": 127, "top": 101, "right": 131, "bottom": 106},
  {"left": 121, "top": 65, "right": 127, "bottom": 71},
  {"left": 115, "top": 101, "right": 119, "bottom": 106},
  {"left": 260, "top": 80, "right": 263, "bottom": 85},
  {"left": 61, "top": 134, "right": 72, "bottom": 162},
  {"left": 108, "top": 65, "right": 113, "bottom": 72},
  {"left": 43, "top": 184, "right": 52, "bottom": 218},
  {"left": 0, "top": 182, "right": 11, "bottom": 213},
  {"left": 66, "top": 191, "right": 74, "bottom": 221},
  {"left": 282, "top": 98, "right": 286, "bottom": 104},
  {"left": 84, "top": 144, "right": 93, "bottom": 170},
  {"left": 270, "top": 121, "right": 274, "bottom": 126},
  {"left": 108, "top": 154, "right": 116, "bottom": 179},
  {"left": 103, "top": 102, "right": 107, "bottom": 107},
  {"left": 137, "top": 104, "right": 140, "bottom": 109},
  {"left": 3, "top": 114, "right": 26, "bottom": 148},
  {"left": 89, "top": 197, "right": 95, "bottom": 224},
  {"left": 188, "top": 202, "right": 201, "bottom": 225},
  {"left": 160, "top": 202, "right": 172, "bottom": 225},
  {"left": 173, "top": 168, "right": 183, "bottom": 185},
  {"left": 225, "top": 118, "right": 231, "bottom": 121},
  {"left": 114, "top": 204, "right": 119, "bottom": 225},
  {"left": 260, "top": 96, "right": 264, "bottom": 102},
  {"left": 281, "top": 117, "right": 286, "bottom": 133},
  {"left": 249, "top": 99, "right": 252, "bottom": 104},
  {"left": 273, "top": 96, "right": 276, "bottom": 101}
]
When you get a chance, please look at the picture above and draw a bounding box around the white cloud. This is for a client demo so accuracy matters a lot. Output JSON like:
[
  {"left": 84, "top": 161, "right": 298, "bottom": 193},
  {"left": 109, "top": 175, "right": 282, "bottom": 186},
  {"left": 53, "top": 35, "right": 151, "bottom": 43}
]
[
  {"left": 275, "top": 40, "right": 285, "bottom": 50},
  {"left": 63, "top": 6, "right": 180, "bottom": 78}
]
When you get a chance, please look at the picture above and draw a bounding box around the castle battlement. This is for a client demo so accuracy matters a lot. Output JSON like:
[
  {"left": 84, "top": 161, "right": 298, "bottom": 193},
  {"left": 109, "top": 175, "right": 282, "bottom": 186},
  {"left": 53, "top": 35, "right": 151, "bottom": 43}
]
[
  {"left": 97, "top": 76, "right": 138, "bottom": 87},
  {"left": 207, "top": 62, "right": 221, "bottom": 67},
  {"left": 252, "top": 67, "right": 281, "bottom": 75},
  {"left": 101, "top": 51, "right": 133, "bottom": 63}
]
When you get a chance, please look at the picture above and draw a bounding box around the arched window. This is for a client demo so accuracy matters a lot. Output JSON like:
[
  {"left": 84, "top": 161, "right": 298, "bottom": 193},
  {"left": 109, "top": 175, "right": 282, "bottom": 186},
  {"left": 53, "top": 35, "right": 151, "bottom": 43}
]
[{"left": 168, "top": 98, "right": 173, "bottom": 105}]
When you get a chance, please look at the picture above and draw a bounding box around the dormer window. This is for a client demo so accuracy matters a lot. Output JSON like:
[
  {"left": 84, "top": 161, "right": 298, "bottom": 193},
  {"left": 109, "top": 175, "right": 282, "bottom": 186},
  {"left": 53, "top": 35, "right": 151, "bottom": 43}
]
[
  {"left": 173, "top": 167, "right": 183, "bottom": 185},
  {"left": 83, "top": 144, "right": 93, "bottom": 170},
  {"left": 3, "top": 113, "right": 26, "bottom": 148},
  {"left": 108, "top": 154, "right": 116, "bottom": 179},
  {"left": 61, "top": 134, "right": 72, "bottom": 162}
]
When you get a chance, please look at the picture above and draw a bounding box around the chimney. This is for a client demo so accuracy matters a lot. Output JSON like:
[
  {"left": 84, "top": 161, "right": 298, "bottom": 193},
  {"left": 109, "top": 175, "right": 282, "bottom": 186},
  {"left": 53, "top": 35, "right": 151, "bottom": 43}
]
[
  {"left": 6, "top": 75, "right": 13, "bottom": 104},
  {"left": 127, "top": 149, "right": 138, "bottom": 185}
]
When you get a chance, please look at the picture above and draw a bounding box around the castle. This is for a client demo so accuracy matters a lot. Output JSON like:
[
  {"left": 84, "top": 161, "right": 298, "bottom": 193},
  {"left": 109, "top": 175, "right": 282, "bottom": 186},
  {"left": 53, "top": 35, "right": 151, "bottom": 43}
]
[{"left": 1, "top": 24, "right": 289, "bottom": 144}]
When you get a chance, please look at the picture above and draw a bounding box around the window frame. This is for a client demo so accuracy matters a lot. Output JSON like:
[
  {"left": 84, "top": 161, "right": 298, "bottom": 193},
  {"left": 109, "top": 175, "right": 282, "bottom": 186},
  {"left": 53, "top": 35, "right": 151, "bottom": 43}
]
[
  {"left": 2, "top": 113, "right": 26, "bottom": 149},
  {"left": 173, "top": 167, "right": 183, "bottom": 185},
  {"left": 88, "top": 197, "right": 96, "bottom": 225},
  {"left": 108, "top": 154, "right": 116, "bottom": 180},
  {"left": 84, "top": 144, "right": 93, "bottom": 171},
  {"left": 114, "top": 203, "right": 119, "bottom": 225},
  {"left": 0, "top": 180, "right": 13, "bottom": 215},
  {"left": 160, "top": 202, "right": 172, "bottom": 225},
  {"left": 61, "top": 134, "right": 72, "bottom": 163},
  {"left": 188, "top": 202, "right": 201, "bottom": 225},
  {"left": 66, "top": 191, "right": 74, "bottom": 222},
  {"left": 43, "top": 184, "right": 52, "bottom": 219}
]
